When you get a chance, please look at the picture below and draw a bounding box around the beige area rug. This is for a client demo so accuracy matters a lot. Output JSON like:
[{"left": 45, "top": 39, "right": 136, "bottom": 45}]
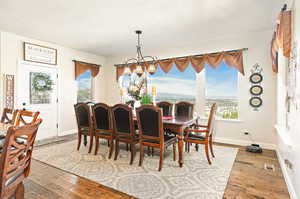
[{"left": 33, "top": 140, "right": 238, "bottom": 199}]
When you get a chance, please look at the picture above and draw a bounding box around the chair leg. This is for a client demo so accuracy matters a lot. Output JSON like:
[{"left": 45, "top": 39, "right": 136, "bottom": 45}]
[
  {"left": 195, "top": 144, "right": 199, "bottom": 152},
  {"left": 209, "top": 138, "right": 215, "bottom": 158},
  {"left": 151, "top": 147, "right": 154, "bottom": 156},
  {"left": 147, "top": 146, "right": 151, "bottom": 156},
  {"left": 114, "top": 139, "right": 120, "bottom": 160},
  {"left": 130, "top": 144, "right": 135, "bottom": 165},
  {"left": 94, "top": 137, "right": 99, "bottom": 155},
  {"left": 159, "top": 148, "right": 164, "bottom": 171},
  {"left": 188, "top": 142, "right": 190, "bottom": 153},
  {"left": 205, "top": 143, "right": 211, "bottom": 164},
  {"left": 108, "top": 139, "right": 114, "bottom": 159},
  {"left": 15, "top": 182, "right": 24, "bottom": 199},
  {"left": 84, "top": 135, "right": 88, "bottom": 146},
  {"left": 88, "top": 135, "right": 93, "bottom": 153},
  {"left": 173, "top": 143, "right": 176, "bottom": 161},
  {"left": 77, "top": 134, "right": 82, "bottom": 151},
  {"left": 126, "top": 143, "right": 129, "bottom": 151},
  {"left": 139, "top": 145, "right": 144, "bottom": 167}
]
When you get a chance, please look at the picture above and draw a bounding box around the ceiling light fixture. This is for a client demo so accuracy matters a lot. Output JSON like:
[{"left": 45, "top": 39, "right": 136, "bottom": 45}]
[{"left": 123, "top": 30, "right": 157, "bottom": 76}]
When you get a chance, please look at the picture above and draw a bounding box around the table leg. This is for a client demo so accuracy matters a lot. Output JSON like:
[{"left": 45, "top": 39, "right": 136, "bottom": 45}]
[{"left": 177, "top": 128, "right": 184, "bottom": 167}]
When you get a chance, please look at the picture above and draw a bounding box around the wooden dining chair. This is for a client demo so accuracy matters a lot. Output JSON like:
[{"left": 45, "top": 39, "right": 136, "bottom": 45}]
[
  {"left": 0, "top": 108, "right": 18, "bottom": 125},
  {"left": 74, "top": 103, "right": 94, "bottom": 153},
  {"left": 136, "top": 105, "right": 177, "bottom": 171},
  {"left": 14, "top": 110, "right": 40, "bottom": 127},
  {"left": 92, "top": 103, "right": 114, "bottom": 157},
  {"left": 112, "top": 104, "right": 139, "bottom": 164},
  {"left": 175, "top": 101, "right": 194, "bottom": 118},
  {"left": 156, "top": 101, "right": 173, "bottom": 117},
  {"left": 184, "top": 103, "right": 217, "bottom": 164},
  {"left": 0, "top": 119, "right": 42, "bottom": 199}
]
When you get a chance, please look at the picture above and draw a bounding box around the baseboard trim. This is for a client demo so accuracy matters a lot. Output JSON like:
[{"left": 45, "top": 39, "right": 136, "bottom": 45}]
[
  {"left": 60, "top": 129, "right": 77, "bottom": 136},
  {"left": 276, "top": 149, "right": 298, "bottom": 199},
  {"left": 214, "top": 137, "right": 277, "bottom": 150}
]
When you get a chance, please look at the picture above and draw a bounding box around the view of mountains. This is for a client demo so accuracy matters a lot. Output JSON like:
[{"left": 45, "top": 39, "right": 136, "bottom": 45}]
[{"left": 156, "top": 92, "right": 238, "bottom": 101}]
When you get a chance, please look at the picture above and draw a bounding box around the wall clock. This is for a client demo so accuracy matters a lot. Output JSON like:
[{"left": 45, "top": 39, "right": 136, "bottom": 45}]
[
  {"left": 249, "top": 73, "right": 263, "bottom": 84},
  {"left": 250, "top": 85, "right": 263, "bottom": 96},
  {"left": 249, "top": 97, "right": 262, "bottom": 108}
]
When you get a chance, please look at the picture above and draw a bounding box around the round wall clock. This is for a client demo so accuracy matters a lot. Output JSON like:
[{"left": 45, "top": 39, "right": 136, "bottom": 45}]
[
  {"left": 249, "top": 97, "right": 262, "bottom": 108},
  {"left": 249, "top": 73, "right": 263, "bottom": 84},
  {"left": 250, "top": 85, "right": 263, "bottom": 96}
]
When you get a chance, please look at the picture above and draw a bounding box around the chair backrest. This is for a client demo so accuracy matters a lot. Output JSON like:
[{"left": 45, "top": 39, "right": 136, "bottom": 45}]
[
  {"left": 74, "top": 103, "right": 93, "bottom": 131},
  {"left": 14, "top": 110, "right": 40, "bottom": 127},
  {"left": 0, "top": 108, "right": 18, "bottom": 125},
  {"left": 207, "top": 103, "right": 217, "bottom": 137},
  {"left": 156, "top": 101, "right": 173, "bottom": 117},
  {"left": 92, "top": 103, "right": 113, "bottom": 132},
  {"left": 0, "top": 119, "right": 42, "bottom": 198},
  {"left": 112, "top": 104, "right": 134, "bottom": 137},
  {"left": 86, "top": 101, "right": 95, "bottom": 106},
  {"left": 136, "top": 105, "right": 164, "bottom": 143},
  {"left": 175, "top": 101, "right": 194, "bottom": 118}
]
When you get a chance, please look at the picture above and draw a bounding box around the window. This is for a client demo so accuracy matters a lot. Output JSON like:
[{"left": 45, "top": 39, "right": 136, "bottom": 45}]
[
  {"left": 77, "top": 71, "right": 93, "bottom": 102},
  {"left": 150, "top": 64, "right": 196, "bottom": 104},
  {"left": 204, "top": 62, "right": 238, "bottom": 119}
]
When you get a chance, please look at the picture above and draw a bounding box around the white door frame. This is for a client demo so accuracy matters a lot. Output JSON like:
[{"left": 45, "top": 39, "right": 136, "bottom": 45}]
[{"left": 17, "top": 60, "right": 60, "bottom": 137}]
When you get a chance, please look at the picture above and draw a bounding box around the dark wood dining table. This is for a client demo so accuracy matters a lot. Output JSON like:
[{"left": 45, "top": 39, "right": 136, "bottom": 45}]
[{"left": 162, "top": 116, "right": 198, "bottom": 167}]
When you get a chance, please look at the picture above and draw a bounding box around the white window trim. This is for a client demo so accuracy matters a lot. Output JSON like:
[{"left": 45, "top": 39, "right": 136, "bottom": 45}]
[{"left": 196, "top": 68, "right": 240, "bottom": 120}]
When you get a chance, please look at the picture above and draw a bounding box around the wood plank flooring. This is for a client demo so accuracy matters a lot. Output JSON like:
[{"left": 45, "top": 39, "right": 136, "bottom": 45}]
[{"left": 23, "top": 136, "right": 290, "bottom": 199}]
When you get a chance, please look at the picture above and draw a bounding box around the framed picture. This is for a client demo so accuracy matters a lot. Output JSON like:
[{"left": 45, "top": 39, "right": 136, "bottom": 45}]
[
  {"left": 24, "top": 42, "right": 57, "bottom": 65},
  {"left": 249, "top": 97, "right": 263, "bottom": 108},
  {"left": 249, "top": 73, "right": 263, "bottom": 84},
  {"left": 250, "top": 85, "right": 263, "bottom": 95}
]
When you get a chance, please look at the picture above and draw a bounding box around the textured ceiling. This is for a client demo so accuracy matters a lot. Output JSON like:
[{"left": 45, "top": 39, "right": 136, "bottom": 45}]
[{"left": 0, "top": 0, "right": 286, "bottom": 56}]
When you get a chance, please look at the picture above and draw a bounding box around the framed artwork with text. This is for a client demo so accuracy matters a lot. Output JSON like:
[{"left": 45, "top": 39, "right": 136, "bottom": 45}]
[{"left": 24, "top": 42, "right": 57, "bottom": 65}]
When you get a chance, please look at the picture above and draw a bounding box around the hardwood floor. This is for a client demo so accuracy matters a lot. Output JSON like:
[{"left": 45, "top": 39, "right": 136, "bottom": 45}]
[
  {"left": 24, "top": 135, "right": 290, "bottom": 199},
  {"left": 223, "top": 145, "right": 290, "bottom": 199}
]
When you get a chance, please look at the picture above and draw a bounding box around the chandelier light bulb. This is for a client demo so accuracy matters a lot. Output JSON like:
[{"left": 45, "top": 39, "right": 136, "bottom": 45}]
[
  {"left": 148, "top": 64, "right": 156, "bottom": 75},
  {"left": 123, "top": 67, "right": 131, "bottom": 75},
  {"left": 135, "top": 65, "right": 143, "bottom": 75}
]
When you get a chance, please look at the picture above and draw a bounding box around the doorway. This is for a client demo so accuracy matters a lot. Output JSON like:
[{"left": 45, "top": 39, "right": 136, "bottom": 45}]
[{"left": 17, "top": 61, "right": 58, "bottom": 140}]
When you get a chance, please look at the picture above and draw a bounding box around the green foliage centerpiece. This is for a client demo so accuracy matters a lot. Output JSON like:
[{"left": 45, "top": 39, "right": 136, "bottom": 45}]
[{"left": 140, "top": 93, "right": 153, "bottom": 105}]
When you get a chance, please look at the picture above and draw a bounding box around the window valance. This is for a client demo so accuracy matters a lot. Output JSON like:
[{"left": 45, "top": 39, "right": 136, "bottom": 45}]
[
  {"left": 74, "top": 60, "right": 101, "bottom": 79},
  {"left": 271, "top": 10, "right": 292, "bottom": 73},
  {"left": 116, "top": 49, "right": 245, "bottom": 80}
]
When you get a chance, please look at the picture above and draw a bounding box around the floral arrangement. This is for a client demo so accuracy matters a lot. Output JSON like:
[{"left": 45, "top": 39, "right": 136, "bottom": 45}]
[{"left": 127, "top": 75, "right": 146, "bottom": 101}]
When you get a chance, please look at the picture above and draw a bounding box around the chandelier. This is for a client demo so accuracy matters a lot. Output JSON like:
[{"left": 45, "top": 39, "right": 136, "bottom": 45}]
[{"left": 123, "top": 30, "right": 157, "bottom": 76}]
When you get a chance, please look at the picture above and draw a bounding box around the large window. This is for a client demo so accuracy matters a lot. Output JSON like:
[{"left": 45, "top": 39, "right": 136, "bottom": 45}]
[
  {"left": 204, "top": 62, "right": 238, "bottom": 119},
  {"left": 77, "top": 71, "right": 93, "bottom": 102},
  {"left": 150, "top": 64, "right": 196, "bottom": 104}
]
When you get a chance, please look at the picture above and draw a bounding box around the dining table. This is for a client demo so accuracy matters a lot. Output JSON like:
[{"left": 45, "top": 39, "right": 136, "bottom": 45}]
[{"left": 161, "top": 116, "right": 198, "bottom": 167}]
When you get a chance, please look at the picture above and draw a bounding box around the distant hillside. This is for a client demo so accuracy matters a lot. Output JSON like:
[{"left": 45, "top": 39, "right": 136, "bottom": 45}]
[{"left": 156, "top": 92, "right": 195, "bottom": 99}]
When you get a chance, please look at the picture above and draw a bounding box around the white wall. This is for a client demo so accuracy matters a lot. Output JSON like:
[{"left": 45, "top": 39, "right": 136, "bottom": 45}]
[
  {"left": 0, "top": 31, "right": 106, "bottom": 136},
  {"left": 102, "top": 30, "right": 277, "bottom": 149},
  {"left": 276, "top": 0, "right": 300, "bottom": 198}
]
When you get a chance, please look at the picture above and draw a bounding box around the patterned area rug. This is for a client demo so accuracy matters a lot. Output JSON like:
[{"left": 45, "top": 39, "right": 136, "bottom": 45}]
[{"left": 33, "top": 140, "right": 238, "bottom": 199}]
